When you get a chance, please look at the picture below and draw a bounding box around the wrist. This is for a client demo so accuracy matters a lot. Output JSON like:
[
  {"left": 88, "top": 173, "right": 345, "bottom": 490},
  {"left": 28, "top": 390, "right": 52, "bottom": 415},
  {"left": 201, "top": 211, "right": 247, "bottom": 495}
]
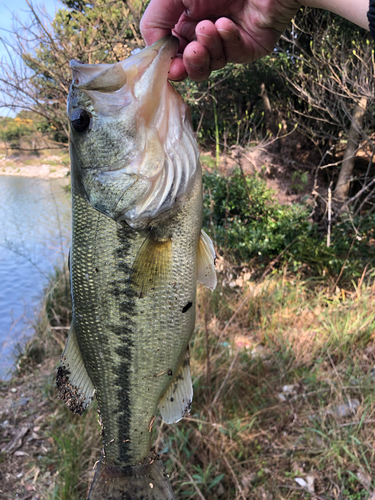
[{"left": 298, "top": 0, "right": 369, "bottom": 30}]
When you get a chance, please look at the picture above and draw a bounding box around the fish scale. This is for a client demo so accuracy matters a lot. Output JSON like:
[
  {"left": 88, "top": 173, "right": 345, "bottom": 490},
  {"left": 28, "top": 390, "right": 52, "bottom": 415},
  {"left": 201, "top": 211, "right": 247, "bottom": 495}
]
[
  {"left": 57, "top": 37, "right": 217, "bottom": 499},
  {"left": 71, "top": 179, "right": 138, "bottom": 464},
  {"left": 71, "top": 169, "right": 202, "bottom": 466}
]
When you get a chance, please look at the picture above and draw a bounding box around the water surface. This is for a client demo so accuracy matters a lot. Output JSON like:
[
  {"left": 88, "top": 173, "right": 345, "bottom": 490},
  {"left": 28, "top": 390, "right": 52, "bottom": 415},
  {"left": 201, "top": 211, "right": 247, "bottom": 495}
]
[{"left": 0, "top": 175, "right": 71, "bottom": 380}]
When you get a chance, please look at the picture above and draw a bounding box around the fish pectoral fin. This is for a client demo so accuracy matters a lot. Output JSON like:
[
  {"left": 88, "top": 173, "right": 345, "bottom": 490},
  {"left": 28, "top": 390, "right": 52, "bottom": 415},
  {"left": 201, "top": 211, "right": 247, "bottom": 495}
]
[
  {"left": 57, "top": 323, "right": 95, "bottom": 415},
  {"left": 158, "top": 352, "right": 193, "bottom": 424},
  {"left": 131, "top": 232, "right": 172, "bottom": 297},
  {"left": 197, "top": 229, "right": 217, "bottom": 291}
]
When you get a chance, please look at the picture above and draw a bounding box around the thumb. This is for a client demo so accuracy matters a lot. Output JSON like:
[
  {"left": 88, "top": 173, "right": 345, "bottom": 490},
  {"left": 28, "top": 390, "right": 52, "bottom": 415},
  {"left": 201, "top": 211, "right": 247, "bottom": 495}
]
[{"left": 140, "top": 0, "right": 186, "bottom": 46}]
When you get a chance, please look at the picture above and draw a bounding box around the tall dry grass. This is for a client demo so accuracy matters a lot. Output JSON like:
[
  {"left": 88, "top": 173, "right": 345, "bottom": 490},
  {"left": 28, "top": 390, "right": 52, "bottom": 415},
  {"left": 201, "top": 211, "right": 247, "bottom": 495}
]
[
  {"left": 16, "top": 265, "right": 375, "bottom": 499},
  {"left": 156, "top": 272, "right": 375, "bottom": 499}
]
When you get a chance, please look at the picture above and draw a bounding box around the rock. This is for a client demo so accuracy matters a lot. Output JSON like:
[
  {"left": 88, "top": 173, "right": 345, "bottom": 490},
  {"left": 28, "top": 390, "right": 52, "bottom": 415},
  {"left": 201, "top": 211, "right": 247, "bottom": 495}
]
[
  {"left": 241, "top": 472, "right": 257, "bottom": 488},
  {"left": 0, "top": 420, "right": 10, "bottom": 429},
  {"left": 11, "top": 397, "right": 30, "bottom": 409},
  {"left": 306, "top": 475, "right": 315, "bottom": 494},
  {"left": 14, "top": 450, "right": 28, "bottom": 457},
  {"left": 295, "top": 478, "right": 307, "bottom": 488},
  {"left": 216, "top": 483, "right": 225, "bottom": 496},
  {"left": 278, "top": 384, "right": 298, "bottom": 402},
  {"left": 326, "top": 399, "right": 360, "bottom": 419},
  {"left": 295, "top": 476, "right": 315, "bottom": 494}
]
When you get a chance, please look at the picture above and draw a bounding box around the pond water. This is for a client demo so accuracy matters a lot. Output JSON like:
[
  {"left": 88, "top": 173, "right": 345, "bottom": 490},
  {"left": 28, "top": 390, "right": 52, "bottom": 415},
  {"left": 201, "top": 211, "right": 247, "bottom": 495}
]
[{"left": 0, "top": 175, "right": 71, "bottom": 380}]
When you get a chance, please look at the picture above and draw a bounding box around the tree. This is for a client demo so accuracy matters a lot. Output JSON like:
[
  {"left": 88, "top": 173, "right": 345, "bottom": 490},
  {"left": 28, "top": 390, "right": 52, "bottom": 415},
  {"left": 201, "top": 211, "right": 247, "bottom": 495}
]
[
  {"left": 0, "top": 0, "right": 145, "bottom": 147},
  {"left": 176, "top": 58, "right": 285, "bottom": 152},
  {"left": 275, "top": 9, "right": 375, "bottom": 207}
]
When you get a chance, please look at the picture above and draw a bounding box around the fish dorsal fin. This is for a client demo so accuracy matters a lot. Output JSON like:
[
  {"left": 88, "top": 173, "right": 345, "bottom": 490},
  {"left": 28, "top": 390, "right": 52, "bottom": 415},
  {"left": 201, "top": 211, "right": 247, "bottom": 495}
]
[
  {"left": 57, "top": 324, "right": 95, "bottom": 415},
  {"left": 159, "top": 352, "right": 193, "bottom": 424},
  {"left": 131, "top": 231, "right": 172, "bottom": 297},
  {"left": 197, "top": 230, "right": 217, "bottom": 291}
]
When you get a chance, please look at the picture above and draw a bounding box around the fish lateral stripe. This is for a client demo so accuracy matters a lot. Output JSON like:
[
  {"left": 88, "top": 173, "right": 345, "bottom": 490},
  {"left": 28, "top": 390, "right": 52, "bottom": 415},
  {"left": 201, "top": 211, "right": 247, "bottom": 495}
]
[
  {"left": 65, "top": 36, "right": 212, "bottom": 499},
  {"left": 182, "top": 301, "right": 193, "bottom": 313}
]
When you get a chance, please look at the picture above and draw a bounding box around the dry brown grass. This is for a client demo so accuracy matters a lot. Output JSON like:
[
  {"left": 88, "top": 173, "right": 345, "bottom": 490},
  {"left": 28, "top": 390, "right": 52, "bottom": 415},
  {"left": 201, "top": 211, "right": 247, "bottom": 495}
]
[
  {"left": 4, "top": 266, "right": 375, "bottom": 499},
  {"left": 153, "top": 271, "right": 375, "bottom": 499}
]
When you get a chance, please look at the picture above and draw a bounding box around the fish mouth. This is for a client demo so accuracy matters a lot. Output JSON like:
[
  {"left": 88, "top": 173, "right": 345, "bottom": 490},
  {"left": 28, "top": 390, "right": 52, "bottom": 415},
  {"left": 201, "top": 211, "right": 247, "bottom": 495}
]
[
  {"left": 70, "top": 36, "right": 179, "bottom": 96},
  {"left": 68, "top": 36, "right": 196, "bottom": 228},
  {"left": 127, "top": 35, "right": 180, "bottom": 86}
]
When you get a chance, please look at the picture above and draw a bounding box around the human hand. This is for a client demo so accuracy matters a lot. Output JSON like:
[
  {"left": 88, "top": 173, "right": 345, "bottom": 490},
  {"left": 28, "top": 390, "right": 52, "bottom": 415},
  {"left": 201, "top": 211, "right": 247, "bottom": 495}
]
[{"left": 140, "top": 0, "right": 302, "bottom": 81}]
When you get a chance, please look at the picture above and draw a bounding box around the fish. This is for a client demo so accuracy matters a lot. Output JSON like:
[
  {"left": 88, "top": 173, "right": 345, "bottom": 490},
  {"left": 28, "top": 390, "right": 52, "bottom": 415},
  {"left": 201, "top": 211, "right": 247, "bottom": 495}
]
[{"left": 56, "top": 36, "right": 217, "bottom": 500}]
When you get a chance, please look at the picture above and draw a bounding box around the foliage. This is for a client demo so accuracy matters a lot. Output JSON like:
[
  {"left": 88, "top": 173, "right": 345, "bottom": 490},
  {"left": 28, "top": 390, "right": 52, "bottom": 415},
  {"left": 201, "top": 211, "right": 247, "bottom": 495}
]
[
  {"left": 16, "top": 268, "right": 375, "bottom": 500},
  {"left": 275, "top": 10, "right": 374, "bottom": 140},
  {"left": 175, "top": 58, "right": 283, "bottom": 147},
  {"left": 0, "top": 117, "right": 34, "bottom": 147},
  {"left": 203, "top": 169, "right": 375, "bottom": 281},
  {"left": 203, "top": 169, "right": 308, "bottom": 260},
  {"left": 0, "top": 0, "right": 145, "bottom": 145}
]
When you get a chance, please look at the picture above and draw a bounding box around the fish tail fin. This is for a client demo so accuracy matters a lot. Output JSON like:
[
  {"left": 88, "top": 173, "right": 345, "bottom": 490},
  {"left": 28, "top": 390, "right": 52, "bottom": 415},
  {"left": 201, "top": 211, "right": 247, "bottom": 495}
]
[{"left": 87, "top": 457, "right": 176, "bottom": 500}]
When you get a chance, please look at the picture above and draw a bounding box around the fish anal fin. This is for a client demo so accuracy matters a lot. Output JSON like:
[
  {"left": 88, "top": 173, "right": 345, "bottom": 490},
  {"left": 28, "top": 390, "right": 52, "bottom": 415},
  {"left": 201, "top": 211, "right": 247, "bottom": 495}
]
[
  {"left": 131, "top": 232, "right": 172, "bottom": 297},
  {"left": 57, "top": 324, "right": 95, "bottom": 415},
  {"left": 197, "top": 229, "right": 217, "bottom": 291},
  {"left": 159, "top": 352, "right": 193, "bottom": 424}
]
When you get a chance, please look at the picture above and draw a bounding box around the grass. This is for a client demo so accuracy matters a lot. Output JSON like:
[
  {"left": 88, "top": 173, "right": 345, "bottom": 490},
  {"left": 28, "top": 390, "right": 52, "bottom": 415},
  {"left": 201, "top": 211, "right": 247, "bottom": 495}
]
[
  {"left": 11, "top": 263, "right": 375, "bottom": 499},
  {"left": 46, "top": 403, "right": 101, "bottom": 500},
  {"left": 159, "top": 273, "right": 375, "bottom": 499}
]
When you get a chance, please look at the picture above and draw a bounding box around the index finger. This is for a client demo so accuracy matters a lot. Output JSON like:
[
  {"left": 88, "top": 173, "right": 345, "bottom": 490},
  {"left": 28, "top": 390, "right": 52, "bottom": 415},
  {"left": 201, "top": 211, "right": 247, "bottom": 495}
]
[{"left": 140, "top": 0, "right": 186, "bottom": 46}]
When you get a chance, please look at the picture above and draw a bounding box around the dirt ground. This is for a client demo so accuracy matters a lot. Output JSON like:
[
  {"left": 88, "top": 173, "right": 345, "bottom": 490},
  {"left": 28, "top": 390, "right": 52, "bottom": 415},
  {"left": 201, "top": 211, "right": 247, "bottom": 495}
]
[{"left": 0, "top": 358, "right": 59, "bottom": 499}]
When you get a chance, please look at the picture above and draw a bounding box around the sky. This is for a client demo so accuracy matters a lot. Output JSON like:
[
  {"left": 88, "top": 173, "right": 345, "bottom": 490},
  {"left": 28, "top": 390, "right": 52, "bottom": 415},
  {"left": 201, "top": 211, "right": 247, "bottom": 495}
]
[{"left": 0, "top": 0, "right": 62, "bottom": 116}]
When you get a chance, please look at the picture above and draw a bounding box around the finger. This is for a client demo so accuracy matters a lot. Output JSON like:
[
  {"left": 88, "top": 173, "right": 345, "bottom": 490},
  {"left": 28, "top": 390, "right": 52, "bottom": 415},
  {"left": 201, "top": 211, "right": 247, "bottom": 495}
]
[
  {"left": 215, "top": 17, "right": 261, "bottom": 64},
  {"left": 195, "top": 20, "right": 226, "bottom": 72},
  {"left": 140, "top": 0, "right": 186, "bottom": 46},
  {"left": 168, "top": 55, "right": 188, "bottom": 81},
  {"left": 183, "top": 41, "right": 211, "bottom": 82}
]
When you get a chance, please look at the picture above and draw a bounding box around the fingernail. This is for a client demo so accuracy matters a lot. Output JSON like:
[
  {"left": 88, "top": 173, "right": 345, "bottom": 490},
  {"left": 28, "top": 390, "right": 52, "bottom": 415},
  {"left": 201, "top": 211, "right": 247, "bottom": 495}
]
[
  {"left": 188, "top": 54, "right": 207, "bottom": 68},
  {"left": 189, "top": 62, "right": 204, "bottom": 72},
  {"left": 217, "top": 29, "right": 234, "bottom": 42},
  {"left": 197, "top": 32, "right": 216, "bottom": 49}
]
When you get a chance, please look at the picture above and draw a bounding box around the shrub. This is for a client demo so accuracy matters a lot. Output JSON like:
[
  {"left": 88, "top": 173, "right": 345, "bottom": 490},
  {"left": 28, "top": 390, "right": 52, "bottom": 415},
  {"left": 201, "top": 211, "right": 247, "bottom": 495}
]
[
  {"left": 202, "top": 169, "right": 375, "bottom": 281},
  {"left": 203, "top": 169, "right": 310, "bottom": 262}
]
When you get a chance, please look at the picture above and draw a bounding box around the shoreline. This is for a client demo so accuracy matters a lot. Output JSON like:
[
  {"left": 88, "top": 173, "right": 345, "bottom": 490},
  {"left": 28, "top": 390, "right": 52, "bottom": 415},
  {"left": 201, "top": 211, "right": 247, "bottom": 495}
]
[
  {"left": 0, "top": 152, "right": 70, "bottom": 179},
  {"left": 0, "top": 163, "right": 70, "bottom": 179}
]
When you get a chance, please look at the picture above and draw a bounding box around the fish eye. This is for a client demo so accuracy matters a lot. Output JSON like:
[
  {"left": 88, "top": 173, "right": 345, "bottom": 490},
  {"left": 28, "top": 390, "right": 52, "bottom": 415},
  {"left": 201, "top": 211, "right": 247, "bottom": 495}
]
[{"left": 71, "top": 108, "right": 91, "bottom": 133}]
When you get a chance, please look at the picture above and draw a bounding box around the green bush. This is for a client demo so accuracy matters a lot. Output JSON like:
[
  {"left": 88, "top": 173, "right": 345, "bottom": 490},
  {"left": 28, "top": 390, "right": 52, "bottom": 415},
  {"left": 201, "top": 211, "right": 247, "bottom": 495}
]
[
  {"left": 202, "top": 170, "right": 375, "bottom": 281},
  {"left": 0, "top": 120, "right": 32, "bottom": 145},
  {"left": 203, "top": 169, "right": 310, "bottom": 261}
]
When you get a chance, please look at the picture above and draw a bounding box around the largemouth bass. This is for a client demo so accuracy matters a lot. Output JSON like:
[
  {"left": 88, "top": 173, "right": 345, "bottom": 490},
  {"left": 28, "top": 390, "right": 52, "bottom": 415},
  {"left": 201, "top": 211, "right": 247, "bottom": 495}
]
[{"left": 57, "top": 36, "right": 216, "bottom": 500}]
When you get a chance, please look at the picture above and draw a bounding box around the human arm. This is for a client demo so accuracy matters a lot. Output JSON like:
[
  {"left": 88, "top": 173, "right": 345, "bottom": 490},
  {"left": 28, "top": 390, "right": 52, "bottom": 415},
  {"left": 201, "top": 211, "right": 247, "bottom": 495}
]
[
  {"left": 299, "top": 0, "right": 368, "bottom": 30},
  {"left": 140, "top": 0, "right": 370, "bottom": 82}
]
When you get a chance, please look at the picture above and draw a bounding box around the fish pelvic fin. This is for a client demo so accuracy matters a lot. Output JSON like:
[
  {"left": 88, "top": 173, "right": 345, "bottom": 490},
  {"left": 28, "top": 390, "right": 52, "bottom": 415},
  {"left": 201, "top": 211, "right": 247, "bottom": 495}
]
[
  {"left": 88, "top": 456, "right": 176, "bottom": 500},
  {"left": 56, "top": 323, "right": 95, "bottom": 415},
  {"left": 197, "top": 229, "right": 217, "bottom": 291},
  {"left": 131, "top": 232, "right": 172, "bottom": 298},
  {"left": 159, "top": 350, "right": 193, "bottom": 424}
]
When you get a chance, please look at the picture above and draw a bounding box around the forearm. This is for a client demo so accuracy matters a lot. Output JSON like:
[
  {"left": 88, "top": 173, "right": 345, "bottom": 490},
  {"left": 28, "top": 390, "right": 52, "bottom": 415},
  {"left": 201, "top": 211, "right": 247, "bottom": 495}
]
[{"left": 299, "top": 0, "right": 369, "bottom": 30}]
